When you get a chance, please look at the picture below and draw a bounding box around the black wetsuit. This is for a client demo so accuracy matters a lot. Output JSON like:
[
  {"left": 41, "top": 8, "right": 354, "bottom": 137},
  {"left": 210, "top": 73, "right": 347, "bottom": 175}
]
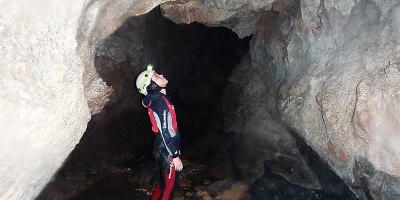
[{"left": 142, "top": 91, "right": 181, "bottom": 200}]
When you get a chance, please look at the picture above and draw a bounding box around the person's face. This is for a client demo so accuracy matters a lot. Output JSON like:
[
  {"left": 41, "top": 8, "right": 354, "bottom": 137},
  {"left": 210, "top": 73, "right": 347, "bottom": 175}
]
[{"left": 152, "top": 73, "right": 168, "bottom": 88}]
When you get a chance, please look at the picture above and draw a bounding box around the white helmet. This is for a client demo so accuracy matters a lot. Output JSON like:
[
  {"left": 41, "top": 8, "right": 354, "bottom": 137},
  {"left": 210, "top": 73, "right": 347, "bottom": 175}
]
[{"left": 136, "top": 65, "right": 155, "bottom": 95}]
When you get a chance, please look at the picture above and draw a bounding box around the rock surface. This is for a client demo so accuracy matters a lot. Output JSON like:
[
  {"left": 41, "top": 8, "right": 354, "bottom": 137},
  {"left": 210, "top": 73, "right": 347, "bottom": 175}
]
[
  {"left": 250, "top": 0, "right": 400, "bottom": 198},
  {"left": 0, "top": 0, "right": 166, "bottom": 199},
  {"left": 164, "top": 0, "right": 400, "bottom": 197},
  {"left": 223, "top": 55, "right": 321, "bottom": 189},
  {"left": 160, "top": 0, "right": 275, "bottom": 38},
  {"left": 0, "top": 1, "right": 90, "bottom": 199},
  {"left": 79, "top": 0, "right": 170, "bottom": 115},
  {"left": 2, "top": 0, "right": 400, "bottom": 199}
]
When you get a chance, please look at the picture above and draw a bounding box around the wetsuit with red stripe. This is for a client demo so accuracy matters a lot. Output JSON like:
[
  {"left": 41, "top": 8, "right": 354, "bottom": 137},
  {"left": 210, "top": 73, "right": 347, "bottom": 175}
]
[{"left": 142, "top": 91, "right": 181, "bottom": 200}]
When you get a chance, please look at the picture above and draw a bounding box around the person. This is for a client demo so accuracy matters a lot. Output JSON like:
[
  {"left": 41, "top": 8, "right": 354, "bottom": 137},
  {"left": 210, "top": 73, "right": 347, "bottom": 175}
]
[{"left": 135, "top": 65, "right": 183, "bottom": 200}]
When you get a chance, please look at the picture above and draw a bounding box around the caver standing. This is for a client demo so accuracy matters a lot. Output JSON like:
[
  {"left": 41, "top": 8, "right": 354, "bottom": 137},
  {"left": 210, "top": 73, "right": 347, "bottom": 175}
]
[{"left": 136, "top": 65, "right": 183, "bottom": 200}]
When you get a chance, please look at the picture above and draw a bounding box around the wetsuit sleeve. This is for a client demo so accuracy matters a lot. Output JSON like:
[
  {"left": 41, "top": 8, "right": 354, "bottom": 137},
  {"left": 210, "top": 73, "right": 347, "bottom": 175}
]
[{"left": 152, "top": 103, "right": 180, "bottom": 158}]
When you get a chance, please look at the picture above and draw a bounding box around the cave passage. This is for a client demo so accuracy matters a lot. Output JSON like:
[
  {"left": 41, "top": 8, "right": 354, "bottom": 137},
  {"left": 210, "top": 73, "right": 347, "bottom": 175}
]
[
  {"left": 38, "top": 6, "right": 357, "bottom": 200},
  {"left": 38, "top": 7, "right": 251, "bottom": 200}
]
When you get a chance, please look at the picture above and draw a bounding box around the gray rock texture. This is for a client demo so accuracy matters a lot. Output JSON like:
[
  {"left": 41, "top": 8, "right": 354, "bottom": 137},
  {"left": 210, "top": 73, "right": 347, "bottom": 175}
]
[
  {"left": 0, "top": 0, "right": 166, "bottom": 199},
  {"left": 164, "top": 0, "right": 400, "bottom": 197},
  {"left": 79, "top": 0, "right": 171, "bottom": 114},
  {"left": 2, "top": 0, "right": 400, "bottom": 199},
  {"left": 0, "top": 1, "right": 90, "bottom": 199},
  {"left": 223, "top": 55, "right": 321, "bottom": 189},
  {"left": 250, "top": 0, "right": 400, "bottom": 198},
  {"left": 160, "top": 0, "right": 275, "bottom": 38}
]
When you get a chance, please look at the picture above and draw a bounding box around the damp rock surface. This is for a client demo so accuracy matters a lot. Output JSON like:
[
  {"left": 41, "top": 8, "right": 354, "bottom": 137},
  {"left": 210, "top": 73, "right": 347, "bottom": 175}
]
[
  {"left": 2, "top": 0, "right": 400, "bottom": 199},
  {"left": 160, "top": 0, "right": 275, "bottom": 38},
  {"left": 0, "top": 0, "right": 164, "bottom": 199},
  {"left": 222, "top": 55, "right": 321, "bottom": 189},
  {"left": 250, "top": 0, "right": 400, "bottom": 198},
  {"left": 0, "top": 1, "right": 90, "bottom": 199},
  {"left": 160, "top": 0, "right": 400, "bottom": 196}
]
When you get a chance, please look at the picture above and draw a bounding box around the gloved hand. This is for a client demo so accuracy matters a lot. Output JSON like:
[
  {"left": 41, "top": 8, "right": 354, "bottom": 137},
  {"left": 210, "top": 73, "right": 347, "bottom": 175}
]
[{"left": 172, "top": 157, "right": 183, "bottom": 171}]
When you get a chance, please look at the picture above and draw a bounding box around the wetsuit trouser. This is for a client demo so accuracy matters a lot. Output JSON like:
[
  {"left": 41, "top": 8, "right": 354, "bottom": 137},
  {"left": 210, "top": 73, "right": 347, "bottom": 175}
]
[
  {"left": 151, "top": 162, "right": 177, "bottom": 200},
  {"left": 152, "top": 136, "right": 178, "bottom": 200}
]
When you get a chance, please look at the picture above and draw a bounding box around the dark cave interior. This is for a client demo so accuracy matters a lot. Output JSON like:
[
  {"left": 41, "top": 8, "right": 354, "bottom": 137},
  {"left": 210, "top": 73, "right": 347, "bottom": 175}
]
[
  {"left": 37, "top": 7, "right": 356, "bottom": 200},
  {"left": 38, "top": 7, "right": 251, "bottom": 200}
]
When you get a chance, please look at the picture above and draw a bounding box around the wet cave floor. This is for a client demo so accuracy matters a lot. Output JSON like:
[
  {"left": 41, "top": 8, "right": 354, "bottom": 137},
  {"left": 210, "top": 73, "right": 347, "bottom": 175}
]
[
  {"left": 65, "top": 151, "right": 240, "bottom": 200},
  {"left": 50, "top": 149, "right": 350, "bottom": 200}
]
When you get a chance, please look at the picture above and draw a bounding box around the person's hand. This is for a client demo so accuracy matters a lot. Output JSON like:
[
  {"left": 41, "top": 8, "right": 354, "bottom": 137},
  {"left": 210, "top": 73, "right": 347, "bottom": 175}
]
[{"left": 172, "top": 157, "right": 183, "bottom": 171}]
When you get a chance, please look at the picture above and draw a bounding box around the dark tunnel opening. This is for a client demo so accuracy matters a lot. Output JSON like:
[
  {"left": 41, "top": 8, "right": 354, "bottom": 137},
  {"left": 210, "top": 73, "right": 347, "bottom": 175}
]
[
  {"left": 39, "top": 7, "right": 251, "bottom": 200},
  {"left": 37, "top": 6, "right": 359, "bottom": 200}
]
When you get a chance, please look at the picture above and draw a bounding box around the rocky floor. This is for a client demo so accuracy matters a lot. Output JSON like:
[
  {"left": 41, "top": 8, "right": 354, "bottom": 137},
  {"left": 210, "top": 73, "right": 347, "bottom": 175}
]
[
  {"left": 65, "top": 155, "right": 249, "bottom": 200},
  {"left": 39, "top": 145, "right": 359, "bottom": 200}
]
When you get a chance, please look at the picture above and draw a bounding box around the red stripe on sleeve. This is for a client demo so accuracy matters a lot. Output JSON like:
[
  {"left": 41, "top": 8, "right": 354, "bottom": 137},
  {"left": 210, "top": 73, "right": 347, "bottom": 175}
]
[{"left": 148, "top": 107, "right": 159, "bottom": 133}]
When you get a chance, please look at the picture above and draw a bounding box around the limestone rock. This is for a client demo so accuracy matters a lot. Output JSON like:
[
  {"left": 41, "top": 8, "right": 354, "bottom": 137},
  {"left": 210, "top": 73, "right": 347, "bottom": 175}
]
[
  {"left": 0, "top": 1, "right": 91, "bottom": 199},
  {"left": 223, "top": 55, "right": 321, "bottom": 189},
  {"left": 250, "top": 0, "right": 400, "bottom": 198},
  {"left": 2, "top": 0, "right": 400, "bottom": 199},
  {"left": 0, "top": 0, "right": 166, "bottom": 199},
  {"left": 80, "top": 0, "right": 171, "bottom": 114},
  {"left": 160, "top": 0, "right": 275, "bottom": 38}
]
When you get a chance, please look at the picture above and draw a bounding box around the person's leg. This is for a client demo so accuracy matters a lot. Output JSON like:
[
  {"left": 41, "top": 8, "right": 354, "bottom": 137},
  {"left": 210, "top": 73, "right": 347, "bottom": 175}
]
[
  {"left": 152, "top": 138, "right": 178, "bottom": 200},
  {"left": 152, "top": 138, "right": 163, "bottom": 200},
  {"left": 170, "top": 169, "right": 179, "bottom": 199},
  {"left": 151, "top": 183, "right": 161, "bottom": 200},
  {"left": 159, "top": 163, "right": 176, "bottom": 200},
  {"left": 151, "top": 162, "right": 163, "bottom": 200}
]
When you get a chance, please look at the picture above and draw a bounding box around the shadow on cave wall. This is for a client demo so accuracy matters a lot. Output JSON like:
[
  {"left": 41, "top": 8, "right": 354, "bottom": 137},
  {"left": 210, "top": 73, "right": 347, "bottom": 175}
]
[{"left": 38, "top": 7, "right": 250, "bottom": 199}]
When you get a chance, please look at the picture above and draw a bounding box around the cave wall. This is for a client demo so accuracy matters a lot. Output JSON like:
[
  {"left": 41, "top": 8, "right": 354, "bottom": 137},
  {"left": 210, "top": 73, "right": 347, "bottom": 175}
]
[
  {"left": 250, "top": 0, "right": 400, "bottom": 199},
  {"left": 164, "top": 0, "right": 400, "bottom": 198},
  {"left": 0, "top": 0, "right": 167, "bottom": 199},
  {"left": 211, "top": 0, "right": 400, "bottom": 198},
  {"left": 223, "top": 55, "right": 321, "bottom": 190},
  {"left": 80, "top": 0, "right": 171, "bottom": 115},
  {"left": 2, "top": 0, "right": 400, "bottom": 199},
  {"left": 0, "top": 1, "right": 90, "bottom": 199},
  {"left": 160, "top": 0, "right": 275, "bottom": 38},
  {"left": 281, "top": 0, "right": 400, "bottom": 178}
]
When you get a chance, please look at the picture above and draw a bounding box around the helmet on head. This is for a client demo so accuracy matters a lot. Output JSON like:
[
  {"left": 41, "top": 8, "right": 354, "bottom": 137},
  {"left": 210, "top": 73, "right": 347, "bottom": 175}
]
[{"left": 136, "top": 65, "right": 155, "bottom": 95}]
